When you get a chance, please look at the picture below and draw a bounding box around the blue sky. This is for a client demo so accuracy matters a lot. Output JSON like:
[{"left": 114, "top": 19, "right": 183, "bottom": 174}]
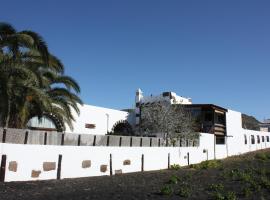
[{"left": 2, "top": 0, "right": 270, "bottom": 120}]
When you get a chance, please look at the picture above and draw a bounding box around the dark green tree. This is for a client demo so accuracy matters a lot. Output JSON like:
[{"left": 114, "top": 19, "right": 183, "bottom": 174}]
[{"left": 0, "top": 22, "right": 82, "bottom": 131}]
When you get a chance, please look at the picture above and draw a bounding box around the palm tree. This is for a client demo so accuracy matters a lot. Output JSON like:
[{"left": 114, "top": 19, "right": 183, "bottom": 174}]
[{"left": 0, "top": 22, "right": 82, "bottom": 131}]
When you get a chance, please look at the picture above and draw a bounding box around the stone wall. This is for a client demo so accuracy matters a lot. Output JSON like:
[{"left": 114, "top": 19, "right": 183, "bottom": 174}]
[{"left": 0, "top": 128, "right": 199, "bottom": 147}]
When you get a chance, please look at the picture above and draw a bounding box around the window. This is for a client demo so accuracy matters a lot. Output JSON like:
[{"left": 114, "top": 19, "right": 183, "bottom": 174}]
[
  {"left": 216, "top": 136, "right": 225, "bottom": 144},
  {"left": 217, "top": 113, "right": 225, "bottom": 125},
  {"left": 262, "top": 136, "right": 265, "bottom": 143},
  {"left": 205, "top": 112, "right": 213, "bottom": 122},
  {"left": 251, "top": 135, "right": 255, "bottom": 144},
  {"left": 267, "top": 136, "right": 270, "bottom": 142},
  {"left": 85, "top": 123, "right": 96, "bottom": 129},
  {"left": 257, "top": 135, "right": 260, "bottom": 144},
  {"left": 244, "top": 134, "right": 247, "bottom": 145}
]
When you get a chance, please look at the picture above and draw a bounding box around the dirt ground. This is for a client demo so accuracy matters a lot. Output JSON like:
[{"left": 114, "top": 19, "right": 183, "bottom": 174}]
[{"left": 1, "top": 149, "right": 270, "bottom": 200}]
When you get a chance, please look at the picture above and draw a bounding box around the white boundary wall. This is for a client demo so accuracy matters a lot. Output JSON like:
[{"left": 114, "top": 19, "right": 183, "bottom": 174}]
[{"left": 0, "top": 109, "right": 270, "bottom": 182}]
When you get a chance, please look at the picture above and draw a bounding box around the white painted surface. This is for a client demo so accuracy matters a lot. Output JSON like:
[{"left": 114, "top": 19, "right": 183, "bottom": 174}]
[
  {"left": 65, "top": 104, "right": 129, "bottom": 135},
  {"left": 1, "top": 109, "right": 270, "bottom": 182}
]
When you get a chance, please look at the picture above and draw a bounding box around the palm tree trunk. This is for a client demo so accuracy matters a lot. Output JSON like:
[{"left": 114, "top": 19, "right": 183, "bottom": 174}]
[{"left": 4, "top": 96, "right": 11, "bottom": 128}]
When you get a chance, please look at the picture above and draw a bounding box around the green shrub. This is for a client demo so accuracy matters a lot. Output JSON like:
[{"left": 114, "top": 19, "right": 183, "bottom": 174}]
[
  {"left": 178, "top": 185, "right": 191, "bottom": 198},
  {"left": 169, "top": 175, "right": 179, "bottom": 184},
  {"left": 170, "top": 164, "right": 181, "bottom": 170},
  {"left": 191, "top": 160, "right": 222, "bottom": 169},
  {"left": 255, "top": 153, "right": 270, "bottom": 161},
  {"left": 208, "top": 183, "right": 224, "bottom": 192},
  {"left": 243, "top": 187, "right": 252, "bottom": 197},
  {"left": 160, "top": 185, "right": 173, "bottom": 195}
]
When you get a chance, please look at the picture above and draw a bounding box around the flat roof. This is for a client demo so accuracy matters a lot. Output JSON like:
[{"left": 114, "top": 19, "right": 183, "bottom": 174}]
[{"left": 183, "top": 104, "right": 228, "bottom": 112}]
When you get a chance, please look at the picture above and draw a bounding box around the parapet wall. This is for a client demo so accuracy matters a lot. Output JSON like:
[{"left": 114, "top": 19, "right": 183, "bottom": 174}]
[
  {"left": 0, "top": 128, "right": 199, "bottom": 147},
  {"left": 0, "top": 110, "right": 270, "bottom": 182}
]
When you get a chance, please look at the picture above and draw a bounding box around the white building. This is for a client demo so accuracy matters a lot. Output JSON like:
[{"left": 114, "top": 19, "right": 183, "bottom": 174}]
[
  {"left": 135, "top": 89, "right": 192, "bottom": 126},
  {"left": 28, "top": 104, "right": 133, "bottom": 135}
]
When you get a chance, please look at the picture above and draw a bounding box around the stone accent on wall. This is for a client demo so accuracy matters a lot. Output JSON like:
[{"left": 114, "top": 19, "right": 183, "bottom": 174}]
[
  {"left": 31, "top": 170, "right": 41, "bottom": 178},
  {"left": 100, "top": 165, "right": 107, "bottom": 172},
  {"left": 82, "top": 160, "right": 91, "bottom": 168},
  {"left": 115, "top": 169, "right": 122, "bottom": 175},
  {"left": 8, "top": 161, "right": 18, "bottom": 172},
  {"left": 123, "top": 159, "right": 131, "bottom": 165},
  {"left": 43, "top": 162, "right": 56, "bottom": 171}
]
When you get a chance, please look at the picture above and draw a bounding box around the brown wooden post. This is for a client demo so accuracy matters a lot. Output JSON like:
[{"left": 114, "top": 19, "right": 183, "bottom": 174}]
[
  {"left": 44, "top": 132, "right": 47, "bottom": 145},
  {"left": 57, "top": 154, "right": 62, "bottom": 180},
  {"left": 141, "top": 154, "right": 144, "bottom": 172},
  {"left": 130, "top": 137, "right": 133, "bottom": 147},
  {"left": 158, "top": 138, "right": 161, "bottom": 147},
  {"left": 93, "top": 135, "right": 96, "bottom": 146},
  {"left": 61, "top": 133, "right": 65, "bottom": 145},
  {"left": 150, "top": 138, "right": 152, "bottom": 147},
  {"left": 187, "top": 152, "right": 190, "bottom": 166},
  {"left": 168, "top": 153, "right": 170, "bottom": 169},
  {"left": 119, "top": 137, "right": 122, "bottom": 147},
  {"left": 78, "top": 135, "right": 81, "bottom": 146},
  {"left": 0, "top": 155, "right": 7, "bottom": 182},
  {"left": 140, "top": 138, "right": 143, "bottom": 147},
  {"left": 110, "top": 154, "right": 112, "bottom": 176},
  {"left": 2, "top": 129, "right": 6, "bottom": 143},
  {"left": 24, "top": 131, "right": 29, "bottom": 144},
  {"left": 106, "top": 136, "right": 110, "bottom": 146}
]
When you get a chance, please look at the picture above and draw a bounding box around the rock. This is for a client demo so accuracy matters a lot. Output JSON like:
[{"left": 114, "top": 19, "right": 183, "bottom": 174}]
[
  {"left": 82, "top": 160, "right": 91, "bottom": 168},
  {"left": 100, "top": 165, "right": 107, "bottom": 172},
  {"left": 115, "top": 169, "right": 122, "bottom": 175},
  {"left": 123, "top": 159, "right": 131, "bottom": 165},
  {"left": 43, "top": 162, "right": 56, "bottom": 171},
  {"left": 31, "top": 170, "right": 41, "bottom": 178},
  {"left": 8, "top": 161, "right": 18, "bottom": 172}
]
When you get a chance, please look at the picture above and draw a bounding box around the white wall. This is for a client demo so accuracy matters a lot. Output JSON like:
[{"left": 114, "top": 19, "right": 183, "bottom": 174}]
[
  {"left": 1, "top": 109, "right": 270, "bottom": 182},
  {"left": 0, "top": 133, "right": 215, "bottom": 182},
  {"left": 65, "top": 104, "right": 129, "bottom": 135}
]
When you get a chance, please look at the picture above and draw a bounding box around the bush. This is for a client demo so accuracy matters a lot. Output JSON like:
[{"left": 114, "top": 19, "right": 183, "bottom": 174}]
[
  {"left": 178, "top": 185, "right": 191, "bottom": 198},
  {"left": 169, "top": 175, "right": 179, "bottom": 184},
  {"left": 191, "top": 160, "right": 222, "bottom": 169},
  {"left": 170, "top": 164, "right": 181, "bottom": 170},
  {"left": 160, "top": 185, "right": 173, "bottom": 195},
  {"left": 255, "top": 153, "right": 270, "bottom": 161}
]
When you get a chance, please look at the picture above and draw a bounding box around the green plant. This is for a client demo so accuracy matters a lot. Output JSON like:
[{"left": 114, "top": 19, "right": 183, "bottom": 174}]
[
  {"left": 255, "top": 153, "right": 270, "bottom": 161},
  {"left": 226, "top": 191, "right": 236, "bottom": 200},
  {"left": 169, "top": 175, "right": 179, "bottom": 184},
  {"left": 178, "top": 185, "right": 191, "bottom": 198},
  {"left": 191, "top": 160, "right": 222, "bottom": 169},
  {"left": 170, "top": 164, "right": 181, "bottom": 170},
  {"left": 208, "top": 183, "right": 224, "bottom": 192},
  {"left": 243, "top": 187, "right": 252, "bottom": 197},
  {"left": 160, "top": 185, "right": 173, "bottom": 196}
]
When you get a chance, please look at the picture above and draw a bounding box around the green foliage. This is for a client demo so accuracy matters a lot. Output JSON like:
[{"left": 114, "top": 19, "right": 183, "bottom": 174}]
[
  {"left": 178, "top": 184, "right": 191, "bottom": 198},
  {"left": 160, "top": 185, "right": 173, "bottom": 195},
  {"left": 208, "top": 183, "right": 236, "bottom": 200},
  {"left": 255, "top": 153, "right": 270, "bottom": 161},
  {"left": 169, "top": 175, "right": 179, "bottom": 184},
  {"left": 191, "top": 160, "right": 222, "bottom": 169},
  {"left": 170, "top": 164, "right": 181, "bottom": 170},
  {"left": 0, "top": 22, "right": 82, "bottom": 130}
]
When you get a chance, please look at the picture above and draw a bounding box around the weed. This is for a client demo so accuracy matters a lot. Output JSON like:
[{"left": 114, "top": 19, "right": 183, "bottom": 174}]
[
  {"left": 243, "top": 187, "right": 252, "bottom": 197},
  {"left": 208, "top": 183, "right": 224, "bottom": 192},
  {"left": 255, "top": 153, "right": 270, "bottom": 161},
  {"left": 169, "top": 175, "right": 179, "bottom": 184},
  {"left": 226, "top": 191, "right": 237, "bottom": 200},
  {"left": 191, "top": 160, "right": 222, "bottom": 169},
  {"left": 178, "top": 185, "right": 191, "bottom": 198},
  {"left": 160, "top": 185, "right": 173, "bottom": 196},
  {"left": 170, "top": 164, "right": 181, "bottom": 170}
]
